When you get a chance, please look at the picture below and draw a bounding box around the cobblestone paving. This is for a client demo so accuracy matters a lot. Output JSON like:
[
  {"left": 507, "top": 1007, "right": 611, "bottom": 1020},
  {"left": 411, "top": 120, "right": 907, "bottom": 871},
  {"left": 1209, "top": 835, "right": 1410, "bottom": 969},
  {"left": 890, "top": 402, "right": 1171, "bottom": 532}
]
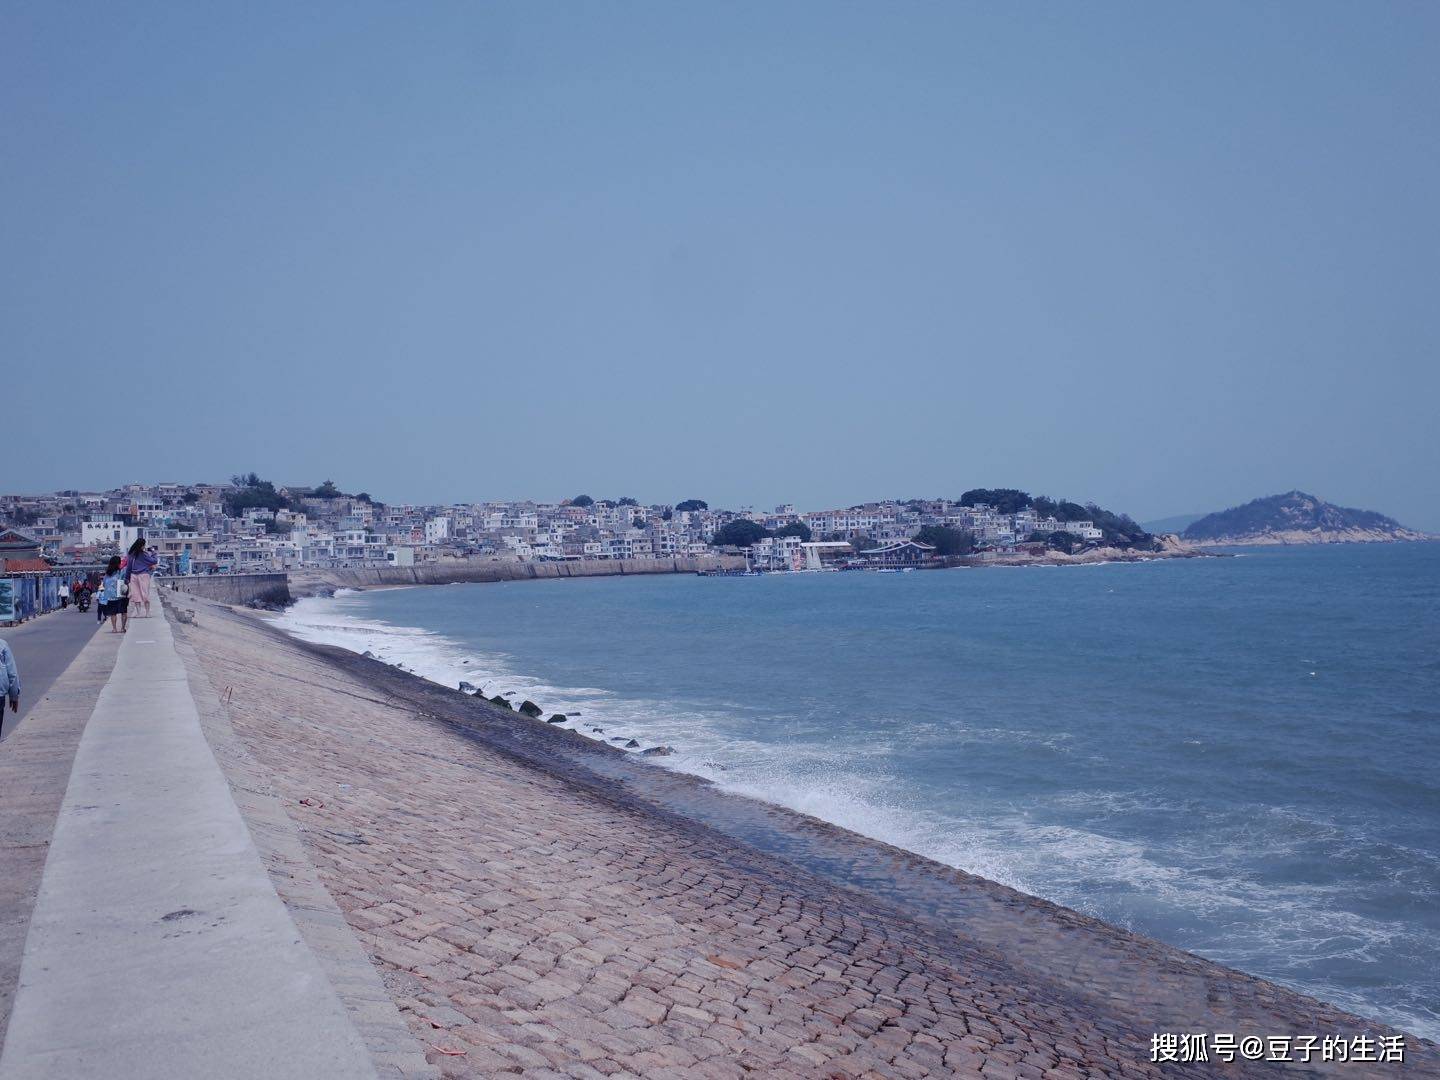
[{"left": 181, "top": 602, "right": 1436, "bottom": 1079}]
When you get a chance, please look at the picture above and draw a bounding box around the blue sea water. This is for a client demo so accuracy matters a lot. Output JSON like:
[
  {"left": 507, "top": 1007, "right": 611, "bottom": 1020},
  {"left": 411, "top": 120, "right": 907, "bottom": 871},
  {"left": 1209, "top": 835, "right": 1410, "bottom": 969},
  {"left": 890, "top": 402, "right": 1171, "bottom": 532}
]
[{"left": 280, "top": 543, "right": 1440, "bottom": 1039}]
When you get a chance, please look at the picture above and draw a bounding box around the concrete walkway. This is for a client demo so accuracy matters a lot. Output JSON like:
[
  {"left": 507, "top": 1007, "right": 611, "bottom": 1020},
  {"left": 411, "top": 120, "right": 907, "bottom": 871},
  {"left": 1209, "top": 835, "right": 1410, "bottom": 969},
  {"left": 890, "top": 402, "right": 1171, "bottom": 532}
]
[{"left": 0, "top": 609, "right": 378, "bottom": 1079}]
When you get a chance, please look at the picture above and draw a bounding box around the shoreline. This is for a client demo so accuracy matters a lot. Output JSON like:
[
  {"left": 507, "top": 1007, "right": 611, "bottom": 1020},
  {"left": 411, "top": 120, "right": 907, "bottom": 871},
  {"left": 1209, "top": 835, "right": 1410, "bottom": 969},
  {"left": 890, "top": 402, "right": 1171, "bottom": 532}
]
[
  {"left": 173, "top": 590, "right": 1438, "bottom": 1075},
  {"left": 1186, "top": 534, "right": 1435, "bottom": 547},
  {"left": 165, "top": 542, "right": 1217, "bottom": 610}
]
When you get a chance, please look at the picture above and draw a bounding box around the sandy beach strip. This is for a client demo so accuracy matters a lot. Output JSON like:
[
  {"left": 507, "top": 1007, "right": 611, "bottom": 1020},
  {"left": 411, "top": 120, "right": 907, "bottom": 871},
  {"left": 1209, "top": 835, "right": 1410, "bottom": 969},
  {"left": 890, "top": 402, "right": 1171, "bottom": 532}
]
[{"left": 170, "top": 594, "right": 1437, "bottom": 1079}]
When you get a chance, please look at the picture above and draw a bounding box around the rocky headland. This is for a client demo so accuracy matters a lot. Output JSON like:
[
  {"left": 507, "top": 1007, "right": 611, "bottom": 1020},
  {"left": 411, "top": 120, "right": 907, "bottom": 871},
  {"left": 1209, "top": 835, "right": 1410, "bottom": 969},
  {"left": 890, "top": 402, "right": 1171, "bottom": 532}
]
[{"left": 968, "top": 533, "right": 1213, "bottom": 567}]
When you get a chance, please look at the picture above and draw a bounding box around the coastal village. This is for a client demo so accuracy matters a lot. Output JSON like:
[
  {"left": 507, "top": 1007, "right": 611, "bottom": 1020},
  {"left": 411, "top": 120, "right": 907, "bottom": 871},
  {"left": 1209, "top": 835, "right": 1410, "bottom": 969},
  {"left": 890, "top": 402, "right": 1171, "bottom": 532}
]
[{"left": 1, "top": 478, "right": 1133, "bottom": 588}]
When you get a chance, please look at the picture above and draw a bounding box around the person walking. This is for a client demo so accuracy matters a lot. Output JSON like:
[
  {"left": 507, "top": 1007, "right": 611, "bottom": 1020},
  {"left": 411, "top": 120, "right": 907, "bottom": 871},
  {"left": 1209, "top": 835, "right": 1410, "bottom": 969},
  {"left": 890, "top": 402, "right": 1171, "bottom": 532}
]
[
  {"left": 99, "top": 555, "right": 129, "bottom": 633},
  {"left": 59, "top": 581, "right": 70, "bottom": 610},
  {"left": 0, "top": 635, "right": 18, "bottom": 738},
  {"left": 125, "top": 538, "right": 159, "bottom": 618}
]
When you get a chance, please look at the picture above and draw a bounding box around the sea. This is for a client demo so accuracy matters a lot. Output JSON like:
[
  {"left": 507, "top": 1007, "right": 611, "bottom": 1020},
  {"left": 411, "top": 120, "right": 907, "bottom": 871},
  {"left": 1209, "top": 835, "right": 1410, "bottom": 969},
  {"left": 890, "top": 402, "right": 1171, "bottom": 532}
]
[{"left": 277, "top": 542, "right": 1440, "bottom": 1040}]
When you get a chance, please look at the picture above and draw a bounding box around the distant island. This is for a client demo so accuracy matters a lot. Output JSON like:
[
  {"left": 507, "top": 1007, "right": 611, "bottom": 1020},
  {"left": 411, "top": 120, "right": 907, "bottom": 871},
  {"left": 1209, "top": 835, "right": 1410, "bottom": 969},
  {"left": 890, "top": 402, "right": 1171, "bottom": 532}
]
[{"left": 1182, "top": 491, "right": 1429, "bottom": 546}]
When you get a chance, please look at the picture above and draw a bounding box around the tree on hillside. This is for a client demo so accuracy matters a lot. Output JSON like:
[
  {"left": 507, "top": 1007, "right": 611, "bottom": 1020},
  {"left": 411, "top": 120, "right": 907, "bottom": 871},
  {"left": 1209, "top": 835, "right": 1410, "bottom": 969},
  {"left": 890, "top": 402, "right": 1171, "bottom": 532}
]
[
  {"left": 959, "top": 488, "right": 1032, "bottom": 515},
  {"left": 711, "top": 520, "right": 769, "bottom": 548},
  {"left": 1030, "top": 495, "right": 1149, "bottom": 546},
  {"left": 224, "top": 473, "right": 291, "bottom": 516},
  {"left": 617, "top": 497, "right": 639, "bottom": 507},
  {"left": 570, "top": 494, "right": 595, "bottom": 507},
  {"left": 773, "top": 521, "right": 812, "bottom": 542},
  {"left": 675, "top": 499, "right": 708, "bottom": 512},
  {"left": 312, "top": 479, "right": 343, "bottom": 499},
  {"left": 913, "top": 525, "right": 976, "bottom": 557},
  {"left": 1044, "top": 530, "right": 1079, "bottom": 554}
]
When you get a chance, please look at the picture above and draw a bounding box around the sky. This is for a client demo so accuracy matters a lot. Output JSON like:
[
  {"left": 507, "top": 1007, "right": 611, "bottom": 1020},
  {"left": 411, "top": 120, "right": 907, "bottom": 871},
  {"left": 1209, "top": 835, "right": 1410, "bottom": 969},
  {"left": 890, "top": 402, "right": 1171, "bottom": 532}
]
[{"left": 4, "top": 3, "right": 1438, "bottom": 529}]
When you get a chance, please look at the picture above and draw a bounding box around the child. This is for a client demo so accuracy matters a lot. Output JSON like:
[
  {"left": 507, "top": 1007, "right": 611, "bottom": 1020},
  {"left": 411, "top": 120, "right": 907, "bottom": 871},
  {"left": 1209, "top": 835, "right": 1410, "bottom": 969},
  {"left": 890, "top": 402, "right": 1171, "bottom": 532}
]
[{"left": 99, "top": 556, "right": 129, "bottom": 634}]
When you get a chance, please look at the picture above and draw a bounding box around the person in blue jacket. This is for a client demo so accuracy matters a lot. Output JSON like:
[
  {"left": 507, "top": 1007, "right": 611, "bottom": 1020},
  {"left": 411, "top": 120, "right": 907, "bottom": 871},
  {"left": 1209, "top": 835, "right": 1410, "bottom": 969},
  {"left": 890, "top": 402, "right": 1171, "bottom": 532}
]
[{"left": 0, "top": 636, "right": 19, "bottom": 737}]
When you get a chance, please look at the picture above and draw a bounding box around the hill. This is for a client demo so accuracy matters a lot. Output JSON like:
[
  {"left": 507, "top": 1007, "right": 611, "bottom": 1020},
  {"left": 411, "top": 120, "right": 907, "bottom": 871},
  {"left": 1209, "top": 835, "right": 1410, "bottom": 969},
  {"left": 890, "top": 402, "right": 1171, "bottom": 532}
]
[{"left": 1182, "top": 491, "right": 1428, "bottom": 545}]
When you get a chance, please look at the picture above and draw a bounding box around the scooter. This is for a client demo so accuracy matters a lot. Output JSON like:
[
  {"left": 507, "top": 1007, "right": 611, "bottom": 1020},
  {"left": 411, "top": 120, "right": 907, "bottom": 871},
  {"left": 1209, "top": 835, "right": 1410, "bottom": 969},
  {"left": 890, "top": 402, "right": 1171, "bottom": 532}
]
[{"left": 75, "top": 591, "right": 91, "bottom": 613}]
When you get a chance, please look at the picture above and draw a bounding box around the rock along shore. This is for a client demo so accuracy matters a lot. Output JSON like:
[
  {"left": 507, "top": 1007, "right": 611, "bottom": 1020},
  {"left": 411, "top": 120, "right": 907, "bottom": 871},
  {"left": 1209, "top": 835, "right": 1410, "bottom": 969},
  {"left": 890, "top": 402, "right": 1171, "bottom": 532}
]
[{"left": 171, "top": 593, "right": 1435, "bottom": 1079}]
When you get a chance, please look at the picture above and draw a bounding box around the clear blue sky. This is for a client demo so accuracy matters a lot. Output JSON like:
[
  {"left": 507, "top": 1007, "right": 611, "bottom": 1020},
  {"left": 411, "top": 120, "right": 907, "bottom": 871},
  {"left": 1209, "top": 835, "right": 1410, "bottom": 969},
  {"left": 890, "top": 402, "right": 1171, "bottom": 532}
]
[{"left": 5, "top": 4, "right": 1438, "bottom": 528}]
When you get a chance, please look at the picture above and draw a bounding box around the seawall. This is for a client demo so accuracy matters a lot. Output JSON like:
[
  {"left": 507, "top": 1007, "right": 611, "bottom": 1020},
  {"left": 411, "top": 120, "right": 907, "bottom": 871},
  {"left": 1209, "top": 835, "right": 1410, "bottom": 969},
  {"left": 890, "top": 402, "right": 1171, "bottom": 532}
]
[
  {"left": 166, "top": 573, "right": 292, "bottom": 607},
  {"left": 160, "top": 556, "right": 745, "bottom": 608},
  {"left": 287, "top": 555, "right": 745, "bottom": 597}
]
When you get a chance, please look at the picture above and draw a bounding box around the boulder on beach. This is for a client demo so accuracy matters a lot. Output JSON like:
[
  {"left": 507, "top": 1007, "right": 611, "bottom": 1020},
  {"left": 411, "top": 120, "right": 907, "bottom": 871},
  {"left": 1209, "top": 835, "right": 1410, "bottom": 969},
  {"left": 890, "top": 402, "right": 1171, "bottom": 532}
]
[
  {"left": 459, "top": 681, "right": 477, "bottom": 694},
  {"left": 488, "top": 695, "right": 513, "bottom": 710},
  {"left": 641, "top": 746, "right": 676, "bottom": 757},
  {"left": 362, "top": 650, "right": 376, "bottom": 659},
  {"left": 624, "top": 739, "right": 640, "bottom": 749},
  {"left": 546, "top": 714, "right": 568, "bottom": 724},
  {"left": 518, "top": 700, "right": 543, "bottom": 718}
]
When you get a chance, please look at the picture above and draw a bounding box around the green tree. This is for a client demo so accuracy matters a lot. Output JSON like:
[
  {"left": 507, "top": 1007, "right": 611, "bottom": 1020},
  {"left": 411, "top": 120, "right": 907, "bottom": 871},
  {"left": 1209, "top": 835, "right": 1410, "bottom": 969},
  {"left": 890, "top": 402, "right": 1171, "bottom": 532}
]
[
  {"left": 570, "top": 494, "right": 595, "bottom": 508},
  {"left": 773, "top": 521, "right": 812, "bottom": 542},
  {"left": 711, "top": 520, "right": 769, "bottom": 548},
  {"left": 312, "top": 479, "right": 343, "bottom": 499},
  {"left": 675, "top": 499, "right": 708, "bottom": 512},
  {"left": 913, "top": 525, "right": 976, "bottom": 557},
  {"left": 617, "top": 497, "right": 639, "bottom": 507},
  {"left": 224, "top": 474, "right": 290, "bottom": 516},
  {"left": 959, "top": 489, "right": 1032, "bottom": 515}
]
